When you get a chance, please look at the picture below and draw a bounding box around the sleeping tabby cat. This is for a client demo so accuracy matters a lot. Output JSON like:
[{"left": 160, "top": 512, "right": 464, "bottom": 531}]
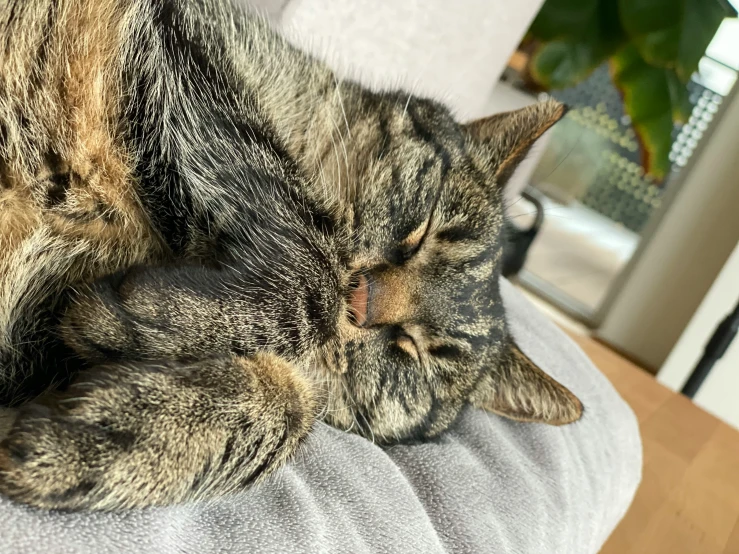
[{"left": 0, "top": 0, "right": 582, "bottom": 510}]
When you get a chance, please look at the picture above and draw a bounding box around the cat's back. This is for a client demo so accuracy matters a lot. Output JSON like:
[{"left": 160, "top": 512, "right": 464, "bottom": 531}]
[{"left": 0, "top": 0, "right": 162, "bottom": 309}]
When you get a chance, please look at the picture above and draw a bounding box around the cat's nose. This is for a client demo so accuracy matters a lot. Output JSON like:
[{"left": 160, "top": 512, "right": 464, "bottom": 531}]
[
  {"left": 348, "top": 273, "right": 369, "bottom": 326},
  {"left": 348, "top": 270, "right": 414, "bottom": 328}
]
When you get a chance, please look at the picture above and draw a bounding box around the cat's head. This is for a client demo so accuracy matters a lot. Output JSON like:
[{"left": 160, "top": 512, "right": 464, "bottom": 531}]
[{"left": 318, "top": 96, "right": 583, "bottom": 442}]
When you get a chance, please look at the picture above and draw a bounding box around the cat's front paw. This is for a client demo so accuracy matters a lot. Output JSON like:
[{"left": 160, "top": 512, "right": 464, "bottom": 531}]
[
  {"left": 0, "top": 360, "right": 208, "bottom": 511},
  {"left": 0, "top": 364, "right": 204, "bottom": 511},
  {"left": 59, "top": 270, "right": 140, "bottom": 362},
  {"left": 0, "top": 403, "right": 106, "bottom": 511},
  {"left": 61, "top": 267, "right": 186, "bottom": 363},
  {"left": 0, "top": 355, "right": 317, "bottom": 511},
  {"left": 60, "top": 266, "right": 227, "bottom": 362}
]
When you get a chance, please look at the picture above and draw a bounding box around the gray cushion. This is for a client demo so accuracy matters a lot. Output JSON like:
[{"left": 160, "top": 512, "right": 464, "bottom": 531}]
[{"left": 0, "top": 279, "right": 641, "bottom": 553}]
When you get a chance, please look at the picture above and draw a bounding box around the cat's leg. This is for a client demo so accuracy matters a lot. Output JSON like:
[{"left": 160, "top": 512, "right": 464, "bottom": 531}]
[
  {"left": 61, "top": 260, "right": 344, "bottom": 364},
  {"left": 0, "top": 352, "right": 316, "bottom": 510}
]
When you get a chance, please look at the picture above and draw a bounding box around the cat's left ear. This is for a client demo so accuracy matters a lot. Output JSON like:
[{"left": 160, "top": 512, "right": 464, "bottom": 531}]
[
  {"left": 464, "top": 100, "right": 567, "bottom": 188},
  {"left": 470, "top": 337, "right": 583, "bottom": 425}
]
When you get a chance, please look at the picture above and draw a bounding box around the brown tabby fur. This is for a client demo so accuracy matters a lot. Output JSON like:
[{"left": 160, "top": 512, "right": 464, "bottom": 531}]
[{"left": 0, "top": 0, "right": 582, "bottom": 510}]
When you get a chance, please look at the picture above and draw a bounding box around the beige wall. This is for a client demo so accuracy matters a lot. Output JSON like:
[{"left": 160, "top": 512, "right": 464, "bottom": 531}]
[
  {"left": 597, "top": 87, "right": 739, "bottom": 370},
  {"left": 280, "top": 0, "right": 545, "bottom": 119}
]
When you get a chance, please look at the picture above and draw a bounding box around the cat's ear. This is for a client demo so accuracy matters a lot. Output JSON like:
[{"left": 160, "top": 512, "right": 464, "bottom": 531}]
[
  {"left": 464, "top": 100, "right": 567, "bottom": 187},
  {"left": 470, "top": 338, "right": 583, "bottom": 425}
]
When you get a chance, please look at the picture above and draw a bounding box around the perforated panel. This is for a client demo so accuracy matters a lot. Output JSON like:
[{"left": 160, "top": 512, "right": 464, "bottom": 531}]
[{"left": 539, "top": 65, "right": 724, "bottom": 233}]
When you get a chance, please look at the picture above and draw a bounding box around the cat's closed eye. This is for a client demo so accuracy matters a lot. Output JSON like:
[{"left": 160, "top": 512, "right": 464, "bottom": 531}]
[
  {"left": 389, "top": 217, "right": 431, "bottom": 265},
  {"left": 393, "top": 329, "right": 420, "bottom": 361}
]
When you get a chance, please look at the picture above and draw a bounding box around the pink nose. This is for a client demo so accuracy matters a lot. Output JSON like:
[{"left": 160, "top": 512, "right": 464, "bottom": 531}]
[{"left": 348, "top": 273, "right": 369, "bottom": 327}]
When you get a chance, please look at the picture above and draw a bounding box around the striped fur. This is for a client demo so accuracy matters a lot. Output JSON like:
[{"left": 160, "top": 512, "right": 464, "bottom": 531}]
[{"left": 0, "top": 0, "right": 581, "bottom": 510}]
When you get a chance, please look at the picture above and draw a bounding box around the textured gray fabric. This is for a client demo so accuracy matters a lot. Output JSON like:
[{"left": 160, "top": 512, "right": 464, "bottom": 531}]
[{"left": 0, "top": 280, "right": 641, "bottom": 553}]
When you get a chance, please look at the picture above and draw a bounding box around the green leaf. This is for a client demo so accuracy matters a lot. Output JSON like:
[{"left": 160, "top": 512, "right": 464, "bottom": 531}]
[
  {"left": 619, "top": 0, "right": 736, "bottom": 81},
  {"left": 525, "top": 0, "right": 736, "bottom": 179},
  {"left": 527, "top": 0, "right": 626, "bottom": 89},
  {"left": 611, "top": 46, "right": 676, "bottom": 179},
  {"left": 530, "top": 41, "right": 608, "bottom": 89},
  {"left": 530, "top": 0, "right": 600, "bottom": 40},
  {"left": 666, "top": 70, "right": 692, "bottom": 123}
]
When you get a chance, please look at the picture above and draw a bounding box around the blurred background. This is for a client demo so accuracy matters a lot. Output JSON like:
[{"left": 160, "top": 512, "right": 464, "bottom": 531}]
[{"left": 491, "top": 0, "right": 739, "bottom": 429}]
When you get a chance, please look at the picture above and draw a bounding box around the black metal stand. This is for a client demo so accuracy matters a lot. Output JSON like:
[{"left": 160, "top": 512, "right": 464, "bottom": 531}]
[
  {"left": 501, "top": 189, "right": 545, "bottom": 278},
  {"left": 680, "top": 297, "right": 739, "bottom": 399}
]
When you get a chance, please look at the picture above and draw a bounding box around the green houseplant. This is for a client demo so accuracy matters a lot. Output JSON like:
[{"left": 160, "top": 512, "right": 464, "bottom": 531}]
[{"left": 523, "top": 0, "right": 737, "bottom": 180}]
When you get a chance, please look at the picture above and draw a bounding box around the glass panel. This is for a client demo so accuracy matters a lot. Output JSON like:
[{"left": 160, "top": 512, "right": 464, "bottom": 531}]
[{"left": 510, "top": 52, "right": 736, "bottom": 319}]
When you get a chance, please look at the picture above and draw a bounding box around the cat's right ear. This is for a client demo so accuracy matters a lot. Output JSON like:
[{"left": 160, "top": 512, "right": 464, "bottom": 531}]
[
  {"left": 469, "top": 337, "right": 583, "bottom": 426},
  {"left": 463, "top": 100, "right": 567, "bottom": 188}
]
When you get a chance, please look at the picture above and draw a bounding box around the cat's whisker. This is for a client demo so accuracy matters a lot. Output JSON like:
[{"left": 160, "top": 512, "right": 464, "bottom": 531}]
[
  {"left": 540, "top": 128, "right": 584, "bottom": 183},
  {"left": 504, "top": 194, "right": 528, "bottom": 211},
  {"left": 327, "top": 122, "right": 344, "bottom": 206},
  {"left": 334, "top": 78, "right": 352, "bottom": 140},
  {"left": 57, "top": 396, "right": 87, "bottom": 405},
  {"left": 507, "top": 211, "right": 574, "bottom": 221},
  {"left": 329, "top": 99, "right": 353, "bottom": 206},
  {"left": 402, "top": 92, "right": 413, "bottom": 119},
  {"left": 360, "top": 411, "right": 375, "bottom": 445}
]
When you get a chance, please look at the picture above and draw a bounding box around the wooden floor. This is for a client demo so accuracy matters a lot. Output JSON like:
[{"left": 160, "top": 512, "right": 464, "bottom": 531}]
[{"left": 567, "top": 334, "right": 739, "bottom": 554}]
